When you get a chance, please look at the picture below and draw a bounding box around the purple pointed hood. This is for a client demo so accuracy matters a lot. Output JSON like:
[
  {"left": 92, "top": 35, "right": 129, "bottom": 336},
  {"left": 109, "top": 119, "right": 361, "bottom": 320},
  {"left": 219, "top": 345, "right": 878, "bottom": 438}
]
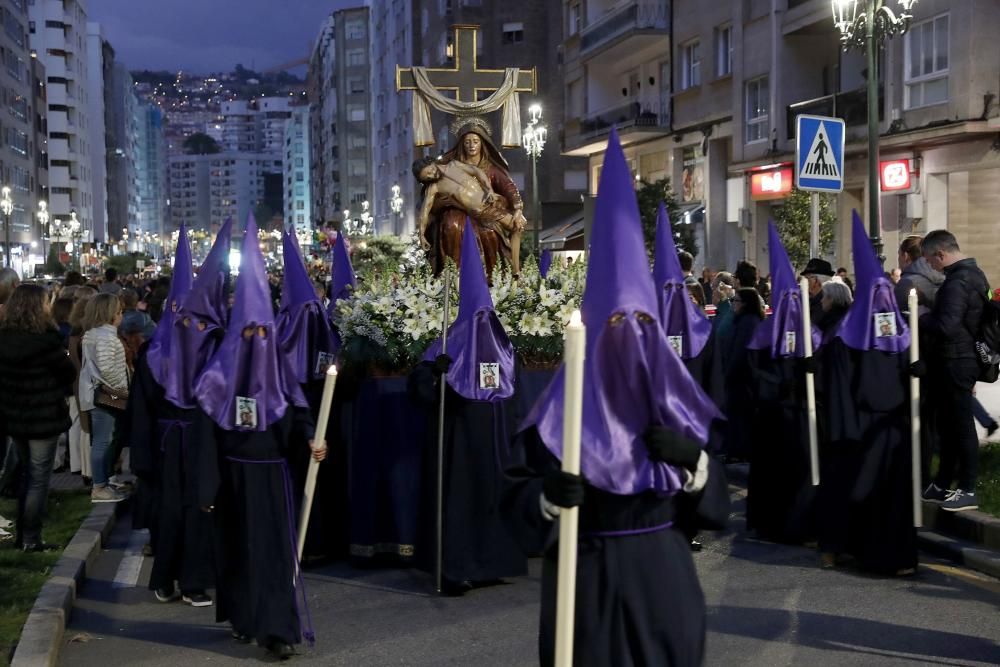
[
  {"left": 748, "top": 220, "right": 823, "bottom": 356},
  {"left": 195, "top": 214, "right": 308, "bottom": 431},
  {"left": 654, "top": 202, "right": 712, "bottom": 359},
  {"left": 424, "top": 218, "right": 515, "bottom": 401},
  {"left": 276, "top": 230, "right": 341, "bottom": 385},
  {"left": 146, "top": 223, "right": 193, "bottom": 388},
  {"left": 329, "top": 233, "right": 356, "bottom": 308},
  {"left": 164, "top": 217, "right": 233, "bottom": 409},
  {"left": 539, "top": 249, "right": 553, "bottom": 278},
  {"left": 523, "top": 128, "right": 722, "bottom": 496},
  {"left": 835, "top": 210, "right": 910, "bottom": 352}
]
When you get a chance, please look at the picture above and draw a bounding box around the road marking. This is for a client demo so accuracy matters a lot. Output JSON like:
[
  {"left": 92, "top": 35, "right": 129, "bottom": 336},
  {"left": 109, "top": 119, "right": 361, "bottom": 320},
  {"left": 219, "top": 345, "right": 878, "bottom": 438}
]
[
  {"left": 111, "top": 529, "right": 148, "bottom": 589},
  {"left": 923, "top": 562, "right": 1000, "bottom": 596}
]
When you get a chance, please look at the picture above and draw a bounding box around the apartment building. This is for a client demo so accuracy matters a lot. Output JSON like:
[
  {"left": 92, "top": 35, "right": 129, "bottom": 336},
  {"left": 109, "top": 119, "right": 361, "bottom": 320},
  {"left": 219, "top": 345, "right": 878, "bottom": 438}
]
[
  {"left": 105, "top": 62, "right": 139, "bottom": 246},
  {"left": 283, "top": 107, "right": 310, "bottom": 232},
  {"left": 136, "top": 103, "right": 167, "bottom": 243},
  {"left": 168, "top": 152, "right": 275, "bottom": 234}
]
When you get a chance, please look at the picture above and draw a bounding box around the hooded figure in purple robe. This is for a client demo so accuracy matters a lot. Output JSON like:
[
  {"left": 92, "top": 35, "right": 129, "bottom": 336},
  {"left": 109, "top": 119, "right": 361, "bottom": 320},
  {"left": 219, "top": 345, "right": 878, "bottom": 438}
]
[
  {"left": 539, "top": 248, "right": 553, "bottom": 278},
  {"left": 423, "top": 218, "right": 515, "bottom": 402},
  {"left": 146, "top": 223, "right": 193, "bottom": 390},
  {"left": 817, "top": 209, "right": 917, "bottom": 575},
  {"left": 195, "top": 214, "right": 308, "bottom": 432},
  {"left": 503, "top": 128, "right": 732, "bottom": 667},
  {"left": 164, "top": 217, "right": 233, "bottom": 409},
  {"left": 743, "top": 221, "right": 823, "bottom": 544},
  {"left": 328, "top": 232, "right": 356, "bottom": 313}
]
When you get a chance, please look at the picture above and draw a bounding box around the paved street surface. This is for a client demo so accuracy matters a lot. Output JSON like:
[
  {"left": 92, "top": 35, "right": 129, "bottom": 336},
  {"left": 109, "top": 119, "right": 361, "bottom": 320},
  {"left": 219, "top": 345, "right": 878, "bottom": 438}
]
[{"left": 59, "top": 490, "right": 1000, "bottom": 666}]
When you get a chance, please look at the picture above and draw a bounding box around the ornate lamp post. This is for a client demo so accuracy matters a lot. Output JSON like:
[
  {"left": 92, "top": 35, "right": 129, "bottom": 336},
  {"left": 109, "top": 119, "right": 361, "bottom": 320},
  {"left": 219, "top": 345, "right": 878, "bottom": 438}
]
[
  {"left": 344, "top": 202, "right": 372, "bottom": 237},
  {"left": 67, "top": 210, "right": 81, "bottom": 268},
  {"left": 390, "top": 184, "right": 404, "bottom": 234},
  {"left": 832, "top": 0, "right": 918, "bottom": 262},
  {"left": 37, "top": 200, "right": 49, "bottom": 262},
  {"left": 523, "top": 104, "right": 547, "bottom": 254},
  {"left": 1, "top": 187, "right": 13, "bottom": 268}
]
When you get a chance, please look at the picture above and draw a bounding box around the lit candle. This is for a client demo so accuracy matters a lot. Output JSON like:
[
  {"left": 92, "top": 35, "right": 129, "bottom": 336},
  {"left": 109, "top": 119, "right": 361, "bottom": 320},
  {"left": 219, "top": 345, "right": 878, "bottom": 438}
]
[
  {"left": 555, "top": 309, "right": 585, "bottom": 667},
  {"left": 908, "top": 288, "right": 922, "bottom": 528},
  {"left": 297, "top": 365, "right": 338, "bottom": 561}
]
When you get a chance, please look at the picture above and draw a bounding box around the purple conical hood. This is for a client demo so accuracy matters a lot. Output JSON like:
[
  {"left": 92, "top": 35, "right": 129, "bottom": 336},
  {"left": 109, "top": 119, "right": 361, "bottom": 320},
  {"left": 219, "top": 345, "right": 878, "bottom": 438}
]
[
  {"left": 276, "top": 228, "right": 340, "bottom": 385},
  {"left": 748, "top": 220, "right": 822, "bottom": 356},
  {"left": 330, "top": 233, "right": 356, "bottom": 307},
  {"left": 424, "top": 218, "right": 514, "bottom": 401},
  {"left": 654, "top": 202, "right": 711, "bottom": 359},
  {"left": 146, "top": 223, "right": 193, "bottom": 388},
  {"left": 835, "top": 210, "right": 910, "bottom": 352},
  {"left": 523, "top": 128, "right": 722, "bottom": 496},
  {"left": 195, "top": 213, "right": 307, "bottom": 431},
  {"left": 539, "top": 249, "right": 553, "bottom": 278},
  {"left": 163, "top": 217, "right": 233, "bottom": 408}
]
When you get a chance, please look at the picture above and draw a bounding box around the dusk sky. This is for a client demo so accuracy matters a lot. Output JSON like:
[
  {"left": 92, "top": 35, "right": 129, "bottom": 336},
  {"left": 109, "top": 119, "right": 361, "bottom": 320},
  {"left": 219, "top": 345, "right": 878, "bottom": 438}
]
[{"left": 88, "top": 0, "right": 356, "bottom": 74}]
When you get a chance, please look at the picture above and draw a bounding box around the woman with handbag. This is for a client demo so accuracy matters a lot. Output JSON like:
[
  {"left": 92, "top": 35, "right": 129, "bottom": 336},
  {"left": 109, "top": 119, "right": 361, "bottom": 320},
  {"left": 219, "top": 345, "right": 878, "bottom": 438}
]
[
  {"left": 79, "top": 293, "right": 131, "bottom": 503},
  {"left": 0, "top": 284, "right": 77, "bottom": 550}
]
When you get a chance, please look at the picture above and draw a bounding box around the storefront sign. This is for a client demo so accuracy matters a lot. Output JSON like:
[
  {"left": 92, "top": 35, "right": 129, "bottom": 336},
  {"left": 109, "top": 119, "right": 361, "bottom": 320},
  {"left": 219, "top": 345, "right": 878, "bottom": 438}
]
[
  {"left": 880, "top": 159, "right": 912, "bottom": 192},
  {"left": 750, "top": 166, "right": 794, "bottom": 201}
]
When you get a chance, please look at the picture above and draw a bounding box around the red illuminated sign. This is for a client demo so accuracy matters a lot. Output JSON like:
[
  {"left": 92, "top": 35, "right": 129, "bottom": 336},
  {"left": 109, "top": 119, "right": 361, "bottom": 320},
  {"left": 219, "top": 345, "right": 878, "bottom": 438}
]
[
  {"left": 750, "top": 166, "right": 794, "bottom": 201},
  {"left": 880, "top": 160, "right": 912, "bottom": 192}
]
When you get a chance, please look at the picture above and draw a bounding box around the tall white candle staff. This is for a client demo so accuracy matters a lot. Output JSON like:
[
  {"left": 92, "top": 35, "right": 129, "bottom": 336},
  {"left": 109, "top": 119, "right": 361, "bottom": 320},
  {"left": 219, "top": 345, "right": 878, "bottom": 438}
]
[
  {"left": 435, "top": 267, "right": 452, "bottom": 595},
  {"left": 799, "top": 278, "right": 820, "bottom": 486},
  {"left": 908, "top": 288, "right": 922, "bottom": 527},
  {"left": 297, "top": 365, "right": 338, "bottom": 561},
  {"left": 554, "top": 309, "right": 585, "bottom": 667}
]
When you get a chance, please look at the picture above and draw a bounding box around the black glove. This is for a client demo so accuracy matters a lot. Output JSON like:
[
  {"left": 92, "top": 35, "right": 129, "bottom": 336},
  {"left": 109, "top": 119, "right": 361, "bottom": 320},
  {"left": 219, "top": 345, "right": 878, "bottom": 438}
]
[
  {"left": 800, "top": 356, "right": 818, "bottom": 375},
  {"left": 910, "top": 360, "right": 928, "bottom": 378},
  {"left": 643, "top": 426, "right": 702, "bottom": 472},
  {"left": 542, "top": 470, "right": 585, "bottom": 509},
  {"left": 432, "top": 354, "right": 453, "bottom": 377}
]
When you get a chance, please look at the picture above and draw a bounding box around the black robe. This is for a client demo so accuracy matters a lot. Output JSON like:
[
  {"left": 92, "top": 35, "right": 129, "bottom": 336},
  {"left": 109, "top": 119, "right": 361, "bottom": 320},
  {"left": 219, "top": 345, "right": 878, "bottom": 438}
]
[
  {"left": 817, "top": 340, "right": 917, "bottom": 574},
  {"left": 745, "top": 352, "right": 816, "bottom": 544},
  {"left": 126, "top": 354, "right": 215, "bottom": 592},
  {"left": 197, "top": 407, "right": 316, "bottom": 646},
  {"left": 682, "top": 333, "right": 726, "bottom": 454},
  {"left": 408, "top": 361, "right": 528, "bottom": 583},
  {"left": 722, "top": 312, "right": 762, "bottom": 459},
  {"left": 504, "top": 428, "right": 730, "bottom": 667}
]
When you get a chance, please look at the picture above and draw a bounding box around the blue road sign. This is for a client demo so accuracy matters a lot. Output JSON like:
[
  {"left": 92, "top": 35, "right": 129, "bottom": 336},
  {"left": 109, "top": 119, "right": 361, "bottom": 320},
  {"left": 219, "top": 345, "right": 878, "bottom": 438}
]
[{"left": 796, "top": 114, "right": 845, "bottom": 193}]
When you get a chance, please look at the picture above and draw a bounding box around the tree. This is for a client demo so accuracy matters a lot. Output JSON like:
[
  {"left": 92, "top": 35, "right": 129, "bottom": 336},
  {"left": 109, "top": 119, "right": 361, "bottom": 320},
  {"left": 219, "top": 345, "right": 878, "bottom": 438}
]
[
  {"left": 635, "top": 179, "right": 694, "bottom": 259},
  {"left": 771, "top": 188, "right": 837, "bottom": 272},
  {"left": 183, "top": 132, "right": 221, "bottom": 155},
  {"left": 43, "top": 245, "right": 65, "bottom": 276}
]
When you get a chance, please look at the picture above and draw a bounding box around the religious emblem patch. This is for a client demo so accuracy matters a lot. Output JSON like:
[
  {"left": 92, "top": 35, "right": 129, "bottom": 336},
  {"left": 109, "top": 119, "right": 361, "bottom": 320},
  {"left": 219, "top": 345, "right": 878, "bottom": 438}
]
[
  {"left": 315, "top": 351, "right": 336, "bottom": 375},
  {"left": 874, "top": 312, "right": 897, "bottom": 338},
  {"left": 667, "top": 336, "right": 684, "bottom": 356},
  {"left": 784, "top": 331, "right": 797, "bottom": 355},
  {"left": 236, "top": 396, "right": 258, "bottom": 429},
  {"left": 479, "top": 362, "right": 500, "bottom": 390}
]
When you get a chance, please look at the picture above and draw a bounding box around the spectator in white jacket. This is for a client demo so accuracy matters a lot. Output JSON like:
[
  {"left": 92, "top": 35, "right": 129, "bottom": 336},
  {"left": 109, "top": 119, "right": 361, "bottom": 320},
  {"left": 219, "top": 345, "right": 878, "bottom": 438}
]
[{"left": 80, "top": 293, "right": 131, "bottom": 503}]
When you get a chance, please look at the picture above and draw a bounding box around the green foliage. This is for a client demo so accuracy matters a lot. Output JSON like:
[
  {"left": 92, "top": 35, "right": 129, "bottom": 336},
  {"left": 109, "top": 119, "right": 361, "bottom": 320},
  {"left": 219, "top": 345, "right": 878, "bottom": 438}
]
[
  {"left": 43, "top": 246, "right": 64, "bottom": 276},
  {"left": 977, "top": 443, "right": 1000, "bottom": 518},
  {"left": 635, "top": 179, "right": 694, "bottom": 258},
  {"left": 772, "top": 188, "right": 837, "bottom": 272},
  {"left": 350, "top": 236, "right": 408, "bottom": 281},
  {"left": 182, "top": 132, "right": 221, "bottom": 155},
  {"left": 104, "top": 253, "right": 137, "bottom": 276}
]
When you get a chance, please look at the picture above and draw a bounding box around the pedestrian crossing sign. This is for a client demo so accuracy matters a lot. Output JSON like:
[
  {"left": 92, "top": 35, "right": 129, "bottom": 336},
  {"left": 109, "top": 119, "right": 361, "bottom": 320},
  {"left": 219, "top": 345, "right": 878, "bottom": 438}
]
[{"left": 796, "top": 114, "right": 845, "bottom": 193}]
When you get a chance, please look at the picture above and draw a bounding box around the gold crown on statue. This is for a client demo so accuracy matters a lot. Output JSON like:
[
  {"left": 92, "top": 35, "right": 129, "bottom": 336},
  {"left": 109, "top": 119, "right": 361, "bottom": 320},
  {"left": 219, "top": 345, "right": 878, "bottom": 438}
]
[{"left": 449, "top": 115, "right": 492, "bottom": 137}]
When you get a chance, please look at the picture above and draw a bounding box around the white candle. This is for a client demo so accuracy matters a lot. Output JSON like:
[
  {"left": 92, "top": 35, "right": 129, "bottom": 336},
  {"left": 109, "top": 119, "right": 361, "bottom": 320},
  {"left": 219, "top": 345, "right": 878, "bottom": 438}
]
[
  {"left": 908, "top": 288, "right": 922, "bottom": 528},
  {"left": 800, "top": 277, "right": 820, "bottom": 486},
  {"left": 554, "top": 309, "right": 585, "bottom": 667},
  {"left": 297, "top": 365, "right": 338, "bottom": 561}
]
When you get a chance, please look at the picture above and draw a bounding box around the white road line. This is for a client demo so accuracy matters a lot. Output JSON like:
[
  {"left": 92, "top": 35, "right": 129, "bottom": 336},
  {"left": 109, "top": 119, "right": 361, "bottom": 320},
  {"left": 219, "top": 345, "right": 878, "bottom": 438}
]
[{"left": 111, "top": 529, "right": 148, "bottom": 589}]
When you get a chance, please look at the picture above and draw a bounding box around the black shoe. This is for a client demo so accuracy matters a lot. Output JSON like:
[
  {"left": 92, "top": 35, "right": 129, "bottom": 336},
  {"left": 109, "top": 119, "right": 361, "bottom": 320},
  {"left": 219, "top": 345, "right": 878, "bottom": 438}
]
[
  {"left": 181, "top": 591, "right": 213, "bottom": 607},
  {"left": 231, "top": 630, "right": 252, "bottom": 644},
  {"left": 689, "top": 540, "right": 703, "bottom": 552},
  {"left": 441, "top": 578, "right": 473, "bottom": 597},
  {"left": 21, "top": 542, "right": 60, "bottom": 553},
  {"left": 989, "top": 421, "right": 999, "bottom": 437},
  {"left": 154, "top": 585, "right": 181, "bottom": 602},
  {"left": 266, "top": 640, "right": 295, "bottom": 660}
]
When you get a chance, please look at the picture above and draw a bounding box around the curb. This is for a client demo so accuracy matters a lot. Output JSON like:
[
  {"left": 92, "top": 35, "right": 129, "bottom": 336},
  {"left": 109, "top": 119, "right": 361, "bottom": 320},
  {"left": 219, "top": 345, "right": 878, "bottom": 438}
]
[
  {"left": 917, "top": 529, "right": 1000, "bottom": 580},
  {"left": 10, "top": 500, "right": 124, "bottom": 667}
]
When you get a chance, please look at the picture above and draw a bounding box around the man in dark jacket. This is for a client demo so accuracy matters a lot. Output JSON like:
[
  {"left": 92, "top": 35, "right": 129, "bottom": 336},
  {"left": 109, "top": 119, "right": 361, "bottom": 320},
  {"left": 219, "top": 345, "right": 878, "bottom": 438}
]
[
  {"left": 802, "top": 258, "right": 835, "bottom": 325},
  {"left": 896, "top": 235, "right": 944, "bottom": 309},
  {"left": 920, "top": 230, "right": 990, "bottom": 512}
]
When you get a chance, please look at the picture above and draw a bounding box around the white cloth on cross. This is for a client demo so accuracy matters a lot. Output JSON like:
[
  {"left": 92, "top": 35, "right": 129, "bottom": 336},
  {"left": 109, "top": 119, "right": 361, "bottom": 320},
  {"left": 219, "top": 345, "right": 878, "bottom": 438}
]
[{"left": 411, "top": 66, "right": 522, "bottom": 148}]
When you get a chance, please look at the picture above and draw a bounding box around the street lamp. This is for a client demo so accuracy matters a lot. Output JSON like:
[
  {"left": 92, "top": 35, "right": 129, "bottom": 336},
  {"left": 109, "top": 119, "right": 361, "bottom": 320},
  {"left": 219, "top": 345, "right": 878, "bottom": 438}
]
[
  {"left": 390, "top": 184, "right": 404, "bottom": 234},
  {"left": 344, "top": 203, "right": 372, "bottom": 237},
  {"left": 523, "top": 104, "right": 547, "bottom": 255},
  {"left": 1, "top": 187, "right": 13, "bottom": 268},
  {"left": 67, "top": 210, "right": 81, "bottom": 268},
  {"left": 832, "top": 0, "right": 918, "bottom": 262},
  {"left": 37, "top": 200, "right": 49, "bottom": 262}
]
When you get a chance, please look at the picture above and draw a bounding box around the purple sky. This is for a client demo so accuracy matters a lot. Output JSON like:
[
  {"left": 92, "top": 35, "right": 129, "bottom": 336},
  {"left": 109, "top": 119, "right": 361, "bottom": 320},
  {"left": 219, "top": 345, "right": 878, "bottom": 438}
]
[{"left": 88, "top": 0, "right": 356, "bottom": 74}]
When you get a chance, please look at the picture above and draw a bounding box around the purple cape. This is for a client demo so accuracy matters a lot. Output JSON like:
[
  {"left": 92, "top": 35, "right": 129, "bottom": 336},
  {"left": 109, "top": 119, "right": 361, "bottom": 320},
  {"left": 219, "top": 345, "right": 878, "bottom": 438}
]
[
  {"left": 539, "top": 249, "right": 553, "bottom": 278},
  {"left": 834, "top": 210, "right": 910, "bottom": 352},
  {"left": 277, "top": 230, "right": 341, "bottom": 384},
  {"left": 424, "top": 218, "right": 515, "bottom": 401},
  {"left": 653, "top": 202, "right": 711, "bottom": 359},
  {"left": 748, "top": 220, "right": 822, "bottom": 357},
  {"left": 522, "top": 128, "right": 722, "bottom": 496},
  {"left": 163, "top": 217, "right": 233, "bottom": 409},
  {"left": 195, "top": 214, "right": 307, "bottom": 432},
  {"left": 329, "top": 233, "right": 356, "bottom": 311},
  {"left": 146, "top": 223, "right": 193, "bottom": 389}
]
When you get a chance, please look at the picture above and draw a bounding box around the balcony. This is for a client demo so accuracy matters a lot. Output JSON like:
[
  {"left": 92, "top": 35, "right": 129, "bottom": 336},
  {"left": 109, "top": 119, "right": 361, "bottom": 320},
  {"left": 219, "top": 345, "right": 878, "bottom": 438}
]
[
  {"left": 580, "top": 1, "right": 668, "bottom": 62},
  {"left": 786, "top": 86, "right": 884, "bottom": 141},
  {"left": 564, "top": 99, "right": 670, "bottom": 156}
]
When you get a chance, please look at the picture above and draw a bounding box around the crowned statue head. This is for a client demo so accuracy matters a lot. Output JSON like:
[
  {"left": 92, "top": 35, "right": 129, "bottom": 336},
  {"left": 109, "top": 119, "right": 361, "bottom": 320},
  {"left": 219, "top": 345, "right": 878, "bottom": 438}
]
[{"left": 445, "top": 115, "right": 510, "bottom": 172}]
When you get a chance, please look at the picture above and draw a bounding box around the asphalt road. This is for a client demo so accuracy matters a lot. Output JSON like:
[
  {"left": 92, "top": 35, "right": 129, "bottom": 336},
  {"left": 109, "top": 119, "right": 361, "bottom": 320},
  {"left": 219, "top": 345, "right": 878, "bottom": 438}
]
[{"left": 58, "top": 490, "right": 1000, "bottom": 666}]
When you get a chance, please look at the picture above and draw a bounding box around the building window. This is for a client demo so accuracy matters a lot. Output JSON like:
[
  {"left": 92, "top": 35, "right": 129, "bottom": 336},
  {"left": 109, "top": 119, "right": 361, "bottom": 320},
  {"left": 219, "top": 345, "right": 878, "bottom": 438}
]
[
  {"left": 296, "top": 172, "right": 304, "bottom": 182},
  {"left": 349, "top": 78, "right": 365, "bottom": 94},
  {"left": 347, "top": 49, "right": 364, "bottom": 66},
  {"left": 295, "top": 157, "right": 303, "bottom": 167},
  {"left": 568, "top": 2, "right": 581, "bottom": 36},
  {"left": 905, "top": 13, "right": 949, "bottom": 110},
  {"left": 349, "top": 106, "right": 366, "bottom": 122},
  {"left": 296, "top": 200, "right": 305, "bottom": 210},
  {"left": 681, "top": 40, "right": 701, "bottom": 89},
  {"left": 502, "top": 22, "right": 524, "bottom": 44},
  {"left": 297, "top": 214, "right": 305, "bottom": 224},
  {"left": 345, "top": 21, "right": 365, "bottom": 40},
  {"left": 745, "top": 76, "right": 769, "bottom": 144},
  {"left": 714, "top": 25, "right": 732, "bottom": 78}
]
